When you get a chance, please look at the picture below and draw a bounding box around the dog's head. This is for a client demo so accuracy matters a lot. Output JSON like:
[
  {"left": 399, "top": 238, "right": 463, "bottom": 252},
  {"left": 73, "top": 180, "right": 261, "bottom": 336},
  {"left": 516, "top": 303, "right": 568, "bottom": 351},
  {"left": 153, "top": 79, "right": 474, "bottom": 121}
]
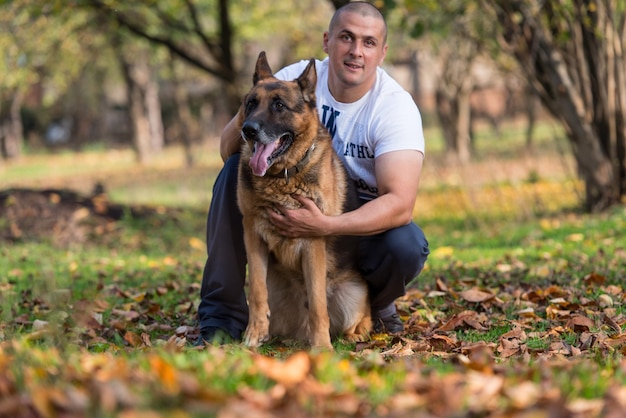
[{"left": 240, "top": 51, "right": 319, "bottom": 177}]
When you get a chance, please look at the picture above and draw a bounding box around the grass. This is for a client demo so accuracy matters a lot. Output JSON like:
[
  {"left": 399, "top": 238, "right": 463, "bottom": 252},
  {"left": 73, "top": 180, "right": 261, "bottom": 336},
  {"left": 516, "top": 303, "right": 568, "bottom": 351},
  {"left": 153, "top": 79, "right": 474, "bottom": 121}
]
[{"left": 1, "top": 119, "right": 626, "bottom": 416}]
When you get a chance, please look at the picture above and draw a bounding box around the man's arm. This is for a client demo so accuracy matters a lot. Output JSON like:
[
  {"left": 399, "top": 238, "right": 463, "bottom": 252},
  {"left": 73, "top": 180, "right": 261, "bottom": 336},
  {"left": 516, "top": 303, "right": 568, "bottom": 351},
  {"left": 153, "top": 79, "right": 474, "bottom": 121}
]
[
  {"left": 219, "top": 109, "right": 243, "bottom": 162},
  {"left": 337, "top": 149, "right": 423, "bottom": 235},
  {"left": 268, "top": 149, "right": 424, "bottom": 237}
]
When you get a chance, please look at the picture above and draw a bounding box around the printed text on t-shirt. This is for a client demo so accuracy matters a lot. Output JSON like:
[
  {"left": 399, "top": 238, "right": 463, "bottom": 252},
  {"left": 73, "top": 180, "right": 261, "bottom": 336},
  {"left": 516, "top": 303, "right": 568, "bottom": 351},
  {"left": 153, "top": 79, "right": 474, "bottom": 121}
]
[
  {"left": 321, "top": 105, "right": 340, "bottom": 138},
  {"left": 321, "top": 104, "right": 375, "bottom": 159}
]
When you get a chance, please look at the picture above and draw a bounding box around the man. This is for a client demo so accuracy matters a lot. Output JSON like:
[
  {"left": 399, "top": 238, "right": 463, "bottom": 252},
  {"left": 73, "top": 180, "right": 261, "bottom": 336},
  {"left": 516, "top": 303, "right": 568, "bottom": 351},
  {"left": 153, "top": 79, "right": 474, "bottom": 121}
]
[{"left": 197, "top": 1, "right": 429, "bottom": 345}]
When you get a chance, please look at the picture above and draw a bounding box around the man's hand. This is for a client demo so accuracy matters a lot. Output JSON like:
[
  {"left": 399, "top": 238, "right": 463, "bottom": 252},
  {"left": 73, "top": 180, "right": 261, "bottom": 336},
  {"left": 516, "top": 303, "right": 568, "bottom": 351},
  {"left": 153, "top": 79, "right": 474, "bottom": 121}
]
[
  {"left": 267, "top": 194, "right": 330, "bottom": 238},
  {"left": 267, "top": 150, "right": 423, "bottom": 238}
]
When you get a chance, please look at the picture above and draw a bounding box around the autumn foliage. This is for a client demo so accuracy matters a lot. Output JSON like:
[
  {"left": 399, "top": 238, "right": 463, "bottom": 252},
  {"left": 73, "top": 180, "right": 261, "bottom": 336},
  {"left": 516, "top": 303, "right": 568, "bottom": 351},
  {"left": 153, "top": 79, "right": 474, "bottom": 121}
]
[
  {"left": 1, "top": 200, "right": 626, "bottom": 416},
  {"left": 1, "top": 145, "right": 625, "bottom": 417}
]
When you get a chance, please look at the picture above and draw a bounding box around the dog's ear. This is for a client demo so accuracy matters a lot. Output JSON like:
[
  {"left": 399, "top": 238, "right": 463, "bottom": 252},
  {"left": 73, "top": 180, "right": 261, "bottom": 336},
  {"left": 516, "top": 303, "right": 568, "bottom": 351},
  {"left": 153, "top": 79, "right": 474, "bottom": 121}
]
[
  {"left": 296, "top": 58, "right": 317, "bottom": 103},
  {"left": 253, "top": 51, "right": 273, "bottom": 85}
]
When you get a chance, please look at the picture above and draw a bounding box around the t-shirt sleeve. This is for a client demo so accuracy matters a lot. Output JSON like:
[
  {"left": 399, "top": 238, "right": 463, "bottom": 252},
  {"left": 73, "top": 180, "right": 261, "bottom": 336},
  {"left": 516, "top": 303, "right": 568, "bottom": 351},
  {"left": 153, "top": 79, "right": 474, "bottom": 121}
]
[
  {"left": 273, "top": 60, "right": 310, "bottom": 81},
  {"left": 371, "top": 91, "right": 425, "bottom": 157}
]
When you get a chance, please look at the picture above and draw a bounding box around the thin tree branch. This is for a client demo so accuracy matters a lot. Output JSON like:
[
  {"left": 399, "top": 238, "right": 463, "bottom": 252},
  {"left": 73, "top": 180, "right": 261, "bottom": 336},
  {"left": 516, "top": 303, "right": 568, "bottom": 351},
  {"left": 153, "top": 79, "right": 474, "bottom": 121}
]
[
  {"left": 183, "top": 0, "right": 221, "bottom": 60},
  {"left": 87, "top": 0, "right": 230, "bottom": 80}
]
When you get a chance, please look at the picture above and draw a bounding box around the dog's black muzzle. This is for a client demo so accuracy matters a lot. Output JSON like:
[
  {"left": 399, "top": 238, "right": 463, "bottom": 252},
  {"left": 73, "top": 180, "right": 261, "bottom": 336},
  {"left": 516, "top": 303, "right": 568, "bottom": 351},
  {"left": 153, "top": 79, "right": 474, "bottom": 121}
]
[{"left": 242, "top": 120, "right": 260, "bottom": 141}]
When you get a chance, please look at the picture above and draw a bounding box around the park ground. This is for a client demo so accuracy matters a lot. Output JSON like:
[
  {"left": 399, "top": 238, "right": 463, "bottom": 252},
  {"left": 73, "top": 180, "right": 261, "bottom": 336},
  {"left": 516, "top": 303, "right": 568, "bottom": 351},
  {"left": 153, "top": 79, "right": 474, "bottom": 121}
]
[{"left": 1, "top": 120, "right": 625, "bottom": 417}]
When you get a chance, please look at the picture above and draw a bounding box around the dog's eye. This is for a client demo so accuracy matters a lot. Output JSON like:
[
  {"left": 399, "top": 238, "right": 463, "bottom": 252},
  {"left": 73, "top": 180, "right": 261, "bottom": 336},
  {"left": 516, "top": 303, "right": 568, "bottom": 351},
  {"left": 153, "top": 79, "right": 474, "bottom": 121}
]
[
  {"left": 273, "top": 100, "right": 286, "bottom": 112},
  {"left": 245, "top": 99, "right": 257, "bottom": 113}
]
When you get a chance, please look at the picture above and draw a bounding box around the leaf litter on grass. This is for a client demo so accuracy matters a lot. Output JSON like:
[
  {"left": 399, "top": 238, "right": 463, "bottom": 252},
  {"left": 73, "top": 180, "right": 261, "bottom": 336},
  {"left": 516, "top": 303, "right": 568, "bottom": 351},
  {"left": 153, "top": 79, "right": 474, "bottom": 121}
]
[
  {"left": 1, "top": 191, "right": 626, "bottom": 417},
  {"left": 3, "top": 261, "right": 626, "bottom": 417}
]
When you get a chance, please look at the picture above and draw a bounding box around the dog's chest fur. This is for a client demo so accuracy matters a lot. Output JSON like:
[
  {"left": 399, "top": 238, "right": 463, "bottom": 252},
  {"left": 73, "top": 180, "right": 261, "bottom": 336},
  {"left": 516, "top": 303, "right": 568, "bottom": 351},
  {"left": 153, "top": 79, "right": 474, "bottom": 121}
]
[{"left": 240, "top": 144, "right": 346, "bottom": 268}]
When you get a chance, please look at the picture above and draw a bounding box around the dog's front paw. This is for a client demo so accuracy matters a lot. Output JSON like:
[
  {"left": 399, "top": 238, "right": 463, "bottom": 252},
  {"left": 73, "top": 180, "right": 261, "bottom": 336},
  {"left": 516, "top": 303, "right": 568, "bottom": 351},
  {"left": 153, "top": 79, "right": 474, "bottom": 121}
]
[
  {"left": 311, "top": 333, "right": 333, "bottom": 351},
  {"left": 243, "top": 320, "right": 270, "bottom": 347},
  {"left": 343, "top": 332, "right": 367, "bottom": 343}
]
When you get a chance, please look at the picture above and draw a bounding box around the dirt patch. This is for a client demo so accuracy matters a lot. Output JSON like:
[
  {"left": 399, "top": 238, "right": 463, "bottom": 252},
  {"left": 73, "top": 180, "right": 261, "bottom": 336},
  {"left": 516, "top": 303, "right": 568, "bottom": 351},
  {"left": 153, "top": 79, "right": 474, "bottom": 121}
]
[{"left": 0, "top": 187, "right": 160, "bottom": 248}]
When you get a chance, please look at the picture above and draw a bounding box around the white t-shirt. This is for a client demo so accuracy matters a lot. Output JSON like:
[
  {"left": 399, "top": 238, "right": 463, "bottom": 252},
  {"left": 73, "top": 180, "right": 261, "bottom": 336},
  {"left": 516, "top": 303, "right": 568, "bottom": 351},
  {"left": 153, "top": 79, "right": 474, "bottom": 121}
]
[{"left": 275, "top": 58, "right": 424, "bottom": 201}]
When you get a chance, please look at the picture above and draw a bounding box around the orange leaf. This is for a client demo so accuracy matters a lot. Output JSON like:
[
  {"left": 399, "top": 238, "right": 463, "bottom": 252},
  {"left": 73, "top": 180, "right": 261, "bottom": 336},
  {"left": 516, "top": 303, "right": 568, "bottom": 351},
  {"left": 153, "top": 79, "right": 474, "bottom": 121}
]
[
  {"left": 123, "top": 331, "right": 142, "bottom": 347},
  {"left": 253, "top": 352, "right": 311, "bottom": 387},
  {"left": 149, "top": 355, "right": 180, "bottom": 394},
  {"left": 30, "top": 386, "right": 55, "bottom": 418}
]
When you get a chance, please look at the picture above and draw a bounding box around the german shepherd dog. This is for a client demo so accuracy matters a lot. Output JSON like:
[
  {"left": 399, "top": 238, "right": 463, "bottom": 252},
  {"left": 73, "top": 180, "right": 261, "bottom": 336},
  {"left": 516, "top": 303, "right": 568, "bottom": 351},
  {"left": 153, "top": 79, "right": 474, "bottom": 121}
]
[{"left": 236, "top": 52, "right": 371, "bottom": 349}]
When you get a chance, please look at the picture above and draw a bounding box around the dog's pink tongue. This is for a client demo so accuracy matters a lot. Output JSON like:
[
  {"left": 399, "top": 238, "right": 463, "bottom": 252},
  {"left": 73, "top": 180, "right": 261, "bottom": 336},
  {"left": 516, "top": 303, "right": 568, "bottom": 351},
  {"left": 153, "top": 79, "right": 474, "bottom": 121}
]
[{"left": 249, "top": 141, "right": 279, "bottom": 176}]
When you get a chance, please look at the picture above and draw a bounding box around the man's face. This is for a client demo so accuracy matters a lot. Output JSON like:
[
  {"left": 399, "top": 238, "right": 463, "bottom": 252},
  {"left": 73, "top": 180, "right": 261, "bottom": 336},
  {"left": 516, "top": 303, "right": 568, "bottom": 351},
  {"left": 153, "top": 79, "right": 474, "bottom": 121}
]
[{"left": 323, "top": 10, "right": 388, "bottom": 97}]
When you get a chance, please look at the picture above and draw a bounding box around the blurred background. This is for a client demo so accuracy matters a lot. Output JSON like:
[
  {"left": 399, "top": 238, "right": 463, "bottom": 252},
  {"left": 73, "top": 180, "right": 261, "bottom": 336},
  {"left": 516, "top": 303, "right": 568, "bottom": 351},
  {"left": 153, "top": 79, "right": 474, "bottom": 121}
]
[{"left": 1, "top": 0, "right": 624, "bottom": 218}]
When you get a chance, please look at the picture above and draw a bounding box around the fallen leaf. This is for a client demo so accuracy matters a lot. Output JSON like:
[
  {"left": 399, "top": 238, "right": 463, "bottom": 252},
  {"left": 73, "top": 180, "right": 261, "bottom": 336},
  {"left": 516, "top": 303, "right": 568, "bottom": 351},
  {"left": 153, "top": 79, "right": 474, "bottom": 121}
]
[
  {"left": 466, "top": 372, "right": 504, "bottom": 411},
  {"left": 598, "top": 294, "right": 614, "bottom": 308},
  {"left": 381, "top": 341, "right": 415, "bottom": 357},
  {"left": 504, "top": 381, "right": 540, "bottom": 409},
  {"left": 253, "top": 352, "right": 311, "bottom": 387},
  {"left": 566, "top": 315, "right": 596, "bottom": 332},
  {"left": 432, "top": 246, "right": 454, "bottom": 258},
  {"left": 460, "top": 342, "right": 496, "bottom": 372},
  {"left": 188, "top": 236, "right": 205, "bottom": 251},
  {"left": 436, "top": 310, "right": 487, "bottom": 332},
  {"left": 602, "top": 314, "right": 622, "bottom": 336},
  {"left": 149, "top": 355, "right": 179, "bottom": 394},
  {"left": 112, "top": 309, "right": 141, "bottom": 321},
  {"left": 32, "top": 320, "right": 49, "bottom": 331},
  {"left": 584, "top": 272, "right": 607, "bottom": 286},
  {"left": 428, "top": 334, "right": 458, "bottom": 351},
  {"left": 460, "top": 288, "right": 495, "bottom": 303},
  {"left": 566, "top": 233, "right": 584, "bottom": 242},
  {"left": 123, "top": 331, "right": 143, "bottom": 347}
]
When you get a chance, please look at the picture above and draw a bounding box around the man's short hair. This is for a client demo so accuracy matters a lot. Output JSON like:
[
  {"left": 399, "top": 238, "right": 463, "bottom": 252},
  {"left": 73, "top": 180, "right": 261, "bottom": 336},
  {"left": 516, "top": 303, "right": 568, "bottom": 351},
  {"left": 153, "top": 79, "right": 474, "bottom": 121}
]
[{"left": 329, "top": 1, "right": 388, "bottom": 44}]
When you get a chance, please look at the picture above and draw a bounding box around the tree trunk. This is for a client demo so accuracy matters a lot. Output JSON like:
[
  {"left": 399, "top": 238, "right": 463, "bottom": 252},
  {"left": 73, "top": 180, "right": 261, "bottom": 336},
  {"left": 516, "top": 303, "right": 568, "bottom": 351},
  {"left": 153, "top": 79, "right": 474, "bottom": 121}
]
[
  {"left": 457, "top": 77, "right": 473, "bottom": 163},
  {"left": 436, "top": 85, "right": 472, "bottom": 164},
  {"left": 1, "top": 89, "right": 24, "bottom": 160},
  {"left": 169, "top": 56, "right": 198, "bottom": 167},
  {"left": 146, "top": 72, "right": 164, "bottom": 155},
  {"left": 435, "top": 89, "right": 458, "bottom": 162},
  {"left": 524, "top": 85, "right": 538, "bottom": 150},
  {"left": 488, "top": 0, "right": 625, "bottom": 211},
  {"left": 116, "top": 49, "right": 164, "bottom": 164},
  {"left": 435, "top": 42, "right": 477, "bottom": 164}
]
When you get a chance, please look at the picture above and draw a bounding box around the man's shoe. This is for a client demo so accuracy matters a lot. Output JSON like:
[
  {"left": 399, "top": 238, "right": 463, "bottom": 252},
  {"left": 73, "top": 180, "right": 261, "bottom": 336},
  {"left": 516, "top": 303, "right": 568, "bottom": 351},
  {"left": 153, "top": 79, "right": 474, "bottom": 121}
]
[
  {"left": 195, "top": 327, "right": 233, "bottom": 346},
  {"left": 372, "top": 303, "right": 404, "bottom": 334},
  {"left": 372, "top": 313, "right": 404, "bottom": 334}
]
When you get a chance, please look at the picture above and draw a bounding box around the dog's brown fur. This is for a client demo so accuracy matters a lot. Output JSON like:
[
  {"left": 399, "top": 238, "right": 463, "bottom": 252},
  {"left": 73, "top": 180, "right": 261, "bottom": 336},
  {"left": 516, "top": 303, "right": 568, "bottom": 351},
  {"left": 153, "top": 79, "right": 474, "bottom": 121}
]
[{"left": 236, "top": 52, "right": 371, "bottom": 349}]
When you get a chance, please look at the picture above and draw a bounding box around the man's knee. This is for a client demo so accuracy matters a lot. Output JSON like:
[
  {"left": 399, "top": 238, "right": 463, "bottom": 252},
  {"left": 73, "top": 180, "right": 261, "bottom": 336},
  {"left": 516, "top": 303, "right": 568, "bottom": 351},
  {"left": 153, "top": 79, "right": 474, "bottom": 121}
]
[
  {"left": 358, "top": 223, "right": 429, "bottom": 310},
  {"left": 383, "top": 224, "right": 429, "bottom": 278}
]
